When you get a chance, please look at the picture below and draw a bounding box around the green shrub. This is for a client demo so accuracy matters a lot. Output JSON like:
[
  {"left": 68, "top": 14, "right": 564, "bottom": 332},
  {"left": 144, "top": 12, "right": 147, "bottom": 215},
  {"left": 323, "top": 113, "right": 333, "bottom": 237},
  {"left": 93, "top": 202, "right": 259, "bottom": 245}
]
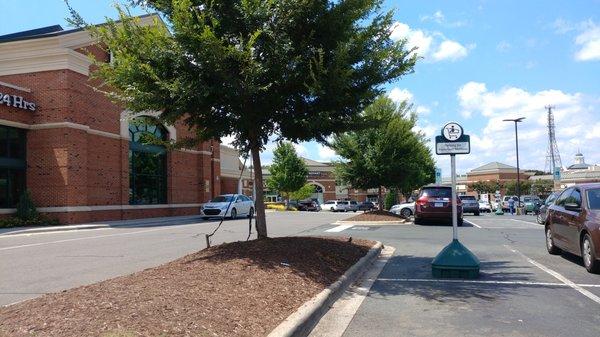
[
  {"left": 16, "top": 190, "right": 38, "bottom": 221},
  {"left": 1, "top": 191, "right": 61, "bottom": 228},
  {"left": 384, "top": 189, "right": 398, "bottom": 210}
]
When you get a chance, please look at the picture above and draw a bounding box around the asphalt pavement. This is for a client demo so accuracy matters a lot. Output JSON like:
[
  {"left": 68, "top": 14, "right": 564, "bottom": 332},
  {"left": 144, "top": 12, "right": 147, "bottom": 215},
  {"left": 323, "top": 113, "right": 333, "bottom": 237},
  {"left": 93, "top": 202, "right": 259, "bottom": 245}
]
[
  {"left": 3, "top": 211, "right": 599, "bottom": 337},
  {"left": 0, "top": 211, "right": 352, "bottom": 306},
  {"left": 311, "top": 213, "right": 600, "bottom": 337}
]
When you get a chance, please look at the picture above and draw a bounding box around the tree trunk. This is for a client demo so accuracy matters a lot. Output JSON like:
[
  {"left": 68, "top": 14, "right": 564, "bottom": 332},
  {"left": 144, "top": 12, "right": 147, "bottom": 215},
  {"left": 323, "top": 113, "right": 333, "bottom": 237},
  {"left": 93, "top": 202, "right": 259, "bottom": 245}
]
[
  {"left": 378, "top": 186, "right": 383, "bottom": 211},
  {"left": 250, "top": 145, "right": 268, "bottom": 239}
]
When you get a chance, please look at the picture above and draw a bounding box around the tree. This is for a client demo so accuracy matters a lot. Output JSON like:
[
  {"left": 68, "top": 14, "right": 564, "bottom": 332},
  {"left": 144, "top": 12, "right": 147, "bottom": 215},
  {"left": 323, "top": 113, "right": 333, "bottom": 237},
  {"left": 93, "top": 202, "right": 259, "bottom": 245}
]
[
  {"left": 68, "top": 0, "right": 416, "bottom": 238},
  {"left": 332, "top": 96, "right": 435, "bottom": 210},
  {"left": 267, "top": 143, "right": 308, "bottom": 207},
  {"left": 530, "top": 179, "right": 554, "bottom": 197},
  {"left": 470, "top": 180, "right": 502, "bottom": 195},
  {"left": 504, "top": 180, "right": 532, "bottom": 196},
  {"left": 289, "top": 184, "right": 315, "bottom": 201}
]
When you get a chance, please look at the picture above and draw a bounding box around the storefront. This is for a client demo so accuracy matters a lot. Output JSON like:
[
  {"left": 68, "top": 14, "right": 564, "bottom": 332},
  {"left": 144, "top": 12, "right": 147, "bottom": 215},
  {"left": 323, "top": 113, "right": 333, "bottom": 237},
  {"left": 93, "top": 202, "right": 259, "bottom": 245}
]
[{"left": 0, "top": 16, "right": 228, "bottom": 224}]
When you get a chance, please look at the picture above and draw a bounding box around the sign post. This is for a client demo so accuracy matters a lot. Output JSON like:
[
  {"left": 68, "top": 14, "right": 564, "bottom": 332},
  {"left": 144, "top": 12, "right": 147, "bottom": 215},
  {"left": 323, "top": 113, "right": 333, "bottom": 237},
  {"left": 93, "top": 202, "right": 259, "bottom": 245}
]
[{"left": 431, "top": 122, "right": 480, "bottom": 279}]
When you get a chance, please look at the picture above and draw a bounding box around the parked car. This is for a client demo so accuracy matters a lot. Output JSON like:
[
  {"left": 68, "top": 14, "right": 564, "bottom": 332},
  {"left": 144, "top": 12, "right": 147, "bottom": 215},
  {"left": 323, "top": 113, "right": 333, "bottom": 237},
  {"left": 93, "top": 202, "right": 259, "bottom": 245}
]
[
  {"left": 414, "top": 186, "right": 463, "bottom": 226},
  {"left": 201, "top": 194, "right": 254, "bottom": 219},
  {"left": 478, "top": 201, "right": 492, "bottom": 213},
  {"left": 390, "top": 202, "right": 415, "bottom": 218},
  {"left": 346, "top": 200, "right": 359, "bottom": 212},
  {"left": 323, "top": 200, "right": 347, "bottom": 212},
  {"left": 537, "top": 191, "right": 560, "bottom": 224},
  {"left": 297, "top": 200, "right": 320, "bottom": 211},
  {"left": 521, "top": 195, "right": 542, "bottom": 215},
  {"left": 459, "top": 195, "right": 480, "bottom": 216},
  {"left": 545, "top": 184, "right": 600, "bottom": 273},
  {"left": 358, "top": 201, "right": 376, "bottom": 211}
]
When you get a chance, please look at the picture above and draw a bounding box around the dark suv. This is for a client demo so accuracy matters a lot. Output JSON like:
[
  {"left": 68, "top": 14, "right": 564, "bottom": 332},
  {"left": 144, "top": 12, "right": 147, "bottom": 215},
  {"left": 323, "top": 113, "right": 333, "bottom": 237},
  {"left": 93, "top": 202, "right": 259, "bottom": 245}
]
[
  {"left": 414, "top": 186, "right": 463, "bottom": 225},
  {"left": 459, "top": 195, "right": 480, "bottom": 216}
]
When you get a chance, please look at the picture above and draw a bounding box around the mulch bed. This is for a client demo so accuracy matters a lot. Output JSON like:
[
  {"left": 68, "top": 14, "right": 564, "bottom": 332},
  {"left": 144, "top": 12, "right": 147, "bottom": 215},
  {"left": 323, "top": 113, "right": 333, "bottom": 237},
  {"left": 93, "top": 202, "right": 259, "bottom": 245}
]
[
  {"left": 0, "top": 236, "right": 374, "bottom": 337},
  {"left": 345, "top": 210, "right": 406, "bottom": 222}
]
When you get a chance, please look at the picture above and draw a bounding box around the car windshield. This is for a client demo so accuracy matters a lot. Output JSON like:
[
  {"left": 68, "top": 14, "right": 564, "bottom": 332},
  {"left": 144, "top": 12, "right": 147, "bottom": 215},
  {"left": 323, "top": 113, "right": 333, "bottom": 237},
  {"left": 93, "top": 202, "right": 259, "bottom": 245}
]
[
  {"left": 460, "top": 196, "right": 476, "bottom": 201},
  {"left": 587, "top": 188, "right": 600, "bottom": 210},
  {"left": 210, "top": 195, "right": 234, "bottom": 203},
  {"left": 421, "top": 188, "right": 451, "bottom": 198}
]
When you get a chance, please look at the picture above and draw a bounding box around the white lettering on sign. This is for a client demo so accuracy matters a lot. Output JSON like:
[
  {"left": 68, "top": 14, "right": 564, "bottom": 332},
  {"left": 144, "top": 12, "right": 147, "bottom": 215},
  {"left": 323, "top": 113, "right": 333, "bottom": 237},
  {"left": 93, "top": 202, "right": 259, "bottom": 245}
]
[
  {"left": 436, "top": 142, "right": 470, "bottom": 155},
  {"left": 0, "top": 92, "right": 36, "bottom": 111}
]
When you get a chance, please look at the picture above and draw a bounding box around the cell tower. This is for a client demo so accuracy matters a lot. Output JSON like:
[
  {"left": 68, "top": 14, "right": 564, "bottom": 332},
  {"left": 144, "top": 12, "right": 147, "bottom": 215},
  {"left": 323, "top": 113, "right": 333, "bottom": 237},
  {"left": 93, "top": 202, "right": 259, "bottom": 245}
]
[{"left": 544, "top": 105, "right": 563, "bottom": 174}]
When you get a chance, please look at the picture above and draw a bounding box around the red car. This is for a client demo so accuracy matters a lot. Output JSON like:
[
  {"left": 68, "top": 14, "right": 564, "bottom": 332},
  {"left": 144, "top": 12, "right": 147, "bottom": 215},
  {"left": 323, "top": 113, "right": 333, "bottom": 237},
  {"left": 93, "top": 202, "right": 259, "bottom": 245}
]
[
  {"left": 545, "top": 183, "right": 600, "bottom": 273},
  {"left": 414, "top": 186, "right": 463, "bottom": 226}
]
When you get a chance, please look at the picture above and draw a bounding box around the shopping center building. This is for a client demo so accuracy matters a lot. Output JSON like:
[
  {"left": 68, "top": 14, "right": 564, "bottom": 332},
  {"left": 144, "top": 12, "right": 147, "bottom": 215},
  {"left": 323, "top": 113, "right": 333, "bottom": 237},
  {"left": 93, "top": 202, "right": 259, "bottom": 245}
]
[{"left": 0, "top": 16, "right": 248, "bottom": 223}]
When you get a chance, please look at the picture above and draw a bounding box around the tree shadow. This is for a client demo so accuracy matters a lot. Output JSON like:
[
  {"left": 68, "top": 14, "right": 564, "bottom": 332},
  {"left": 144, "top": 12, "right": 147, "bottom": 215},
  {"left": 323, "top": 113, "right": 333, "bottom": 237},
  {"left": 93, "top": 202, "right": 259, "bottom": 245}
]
[
  {"left": 367, "top": 254, "right": 558, "bottom": 303},
  {"left": 182, "top": 236, "right": 371, "bottom": 287}
]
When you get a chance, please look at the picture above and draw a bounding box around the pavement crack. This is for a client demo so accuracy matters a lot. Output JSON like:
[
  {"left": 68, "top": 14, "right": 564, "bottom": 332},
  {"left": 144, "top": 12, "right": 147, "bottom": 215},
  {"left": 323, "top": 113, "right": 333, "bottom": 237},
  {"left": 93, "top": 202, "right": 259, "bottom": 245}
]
[{"left": 501, "top": 231, "right": 516, "bottom": 244}]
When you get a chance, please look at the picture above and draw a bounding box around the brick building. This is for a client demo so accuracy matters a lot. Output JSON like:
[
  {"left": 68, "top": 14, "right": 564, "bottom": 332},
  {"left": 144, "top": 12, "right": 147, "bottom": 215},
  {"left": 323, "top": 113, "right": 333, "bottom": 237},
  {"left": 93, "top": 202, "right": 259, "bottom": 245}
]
[{"left": 0, "top": 16, "right": 241, "bottom": 224}]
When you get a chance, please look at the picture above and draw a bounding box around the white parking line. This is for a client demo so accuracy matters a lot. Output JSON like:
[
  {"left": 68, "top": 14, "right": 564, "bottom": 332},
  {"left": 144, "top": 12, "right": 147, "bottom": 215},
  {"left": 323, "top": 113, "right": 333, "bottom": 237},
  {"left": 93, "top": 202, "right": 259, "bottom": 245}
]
[
  {"left": 325, "top": 224, "right": 354, "bottom": 232},
  {"left": 504, "top": 245, "right": 600, "bottom": 305},
  {"left": 464, "top": 219, "right": 482, "bottom": 228}
]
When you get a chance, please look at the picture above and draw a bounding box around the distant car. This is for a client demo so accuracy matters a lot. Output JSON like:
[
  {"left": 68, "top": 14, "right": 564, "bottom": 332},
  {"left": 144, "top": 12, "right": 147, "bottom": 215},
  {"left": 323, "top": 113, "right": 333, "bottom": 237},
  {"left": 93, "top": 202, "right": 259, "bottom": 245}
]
[
  {"left": 390, "top": 202, "right": 415, "bottom": 218},
  {"left": 201, "top": 194, "right": 254, "bottom": 219},
  {"left": 358, "top": 201, "right": 376, "bottom": 211},
  {"left": 545, "top": 184, "right": 600, "bottom": 273},
  {"left": 297, "top": 200, "right": 320, "bottom": 212},
  {"left": 346, "top": 200, "right": 359, "bottom": 212},
  {"left": 502, "top": 195, "right": 523, "bottom": 211},
  {"left": 537, "top": 191, "right": 560, "bottom": 224},
  {"left": 521, "top": 195, "right": 542, "bottom": 215},
  {"left": 478, "top": 201, "right": 492, "bottom": 213},
  {"left": 414, "top": 186, "right": 463, "bottom": 226},
  {"left": 323, "top": 200, "right": 347, "bottom": 212},
  {"left": 459, "top": 195, "right": 480, "bottom": 216}
]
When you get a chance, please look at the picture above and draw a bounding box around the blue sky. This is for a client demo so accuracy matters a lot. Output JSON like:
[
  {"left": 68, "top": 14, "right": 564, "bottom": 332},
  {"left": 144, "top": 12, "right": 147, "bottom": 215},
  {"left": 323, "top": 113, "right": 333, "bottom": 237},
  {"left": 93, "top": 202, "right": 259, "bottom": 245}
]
[{"left": 2, "top": 0, "right": 599, "bottom": 174}]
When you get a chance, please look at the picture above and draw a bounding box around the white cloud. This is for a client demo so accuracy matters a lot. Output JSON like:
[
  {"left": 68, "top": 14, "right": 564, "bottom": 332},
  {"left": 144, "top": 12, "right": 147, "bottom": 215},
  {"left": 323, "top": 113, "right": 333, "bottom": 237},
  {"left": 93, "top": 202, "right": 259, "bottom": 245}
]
[
  {"left": 432, "top": 40, "right": 469, "bottom": 61},
  {"left": 553, "top": 18, "right": 576, "bottom": 34},
  {"left": 421, "top": 10, "right": 445, "bottom": 24},
  {"left": 452, "top": 82, "right": 600, "bottom": 173},
  {"left": 415, "top": 106, "right": 431, "bottom": 116},
  {"left": 388, "top": 87, "right": 413, "bottom": 104},
  {"left": 292, "top": 142, "right": 308, "bottom": 156},
  {"left": 390, "top": 21, "right": 471, "bottom": 62},
  {"left": 220, "top": 135, "right": 235, "bottom": 147},
  {"left": 317, "top": 144, "right": 337, "bottom": 161},
  {"left": 574, "top": 20, "right": 600, "bottom": 61}
]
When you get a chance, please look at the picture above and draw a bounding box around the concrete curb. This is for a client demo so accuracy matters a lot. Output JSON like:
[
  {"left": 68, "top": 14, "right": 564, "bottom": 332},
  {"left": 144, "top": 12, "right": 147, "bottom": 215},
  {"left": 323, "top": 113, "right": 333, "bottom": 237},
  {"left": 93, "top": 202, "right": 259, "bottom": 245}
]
[
  {"left": 267, "top": 241, "right": 383, "bottom": 337},
  {"left": 0, "top": 215, "right": 206, "bottom": 236}
]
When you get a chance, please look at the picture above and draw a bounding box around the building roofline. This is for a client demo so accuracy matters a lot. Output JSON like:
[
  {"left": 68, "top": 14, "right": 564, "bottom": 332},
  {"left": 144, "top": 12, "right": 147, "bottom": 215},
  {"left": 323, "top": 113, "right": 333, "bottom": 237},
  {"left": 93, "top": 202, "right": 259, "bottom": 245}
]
[{"left": 0, "top": 13, "right": 159, "bottom": 44}]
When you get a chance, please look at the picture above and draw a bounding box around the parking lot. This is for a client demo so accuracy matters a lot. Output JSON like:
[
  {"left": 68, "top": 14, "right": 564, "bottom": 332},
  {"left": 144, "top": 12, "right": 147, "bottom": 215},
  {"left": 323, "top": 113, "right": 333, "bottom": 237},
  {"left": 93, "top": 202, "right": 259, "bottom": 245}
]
[
  {"left": 2, "top": 211, "right": 599, "bottom": 336},
  {"left": 312, "top": 213, "right": 600, "bottom": 337}
]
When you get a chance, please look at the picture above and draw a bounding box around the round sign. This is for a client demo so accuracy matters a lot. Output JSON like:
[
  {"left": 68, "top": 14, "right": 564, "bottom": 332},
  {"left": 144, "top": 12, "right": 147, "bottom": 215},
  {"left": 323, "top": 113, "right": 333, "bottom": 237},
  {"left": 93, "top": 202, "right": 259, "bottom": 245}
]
[{"left": 442, "top": 122, "right": 463, "bottom": 141}]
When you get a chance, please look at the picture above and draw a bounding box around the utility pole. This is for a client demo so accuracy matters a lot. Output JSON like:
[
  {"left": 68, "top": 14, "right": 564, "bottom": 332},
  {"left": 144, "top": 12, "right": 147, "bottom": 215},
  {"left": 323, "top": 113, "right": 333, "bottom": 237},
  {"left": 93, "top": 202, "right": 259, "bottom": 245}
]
[{"left": 503, "top": 117, "right": 525, "bottom": 213}]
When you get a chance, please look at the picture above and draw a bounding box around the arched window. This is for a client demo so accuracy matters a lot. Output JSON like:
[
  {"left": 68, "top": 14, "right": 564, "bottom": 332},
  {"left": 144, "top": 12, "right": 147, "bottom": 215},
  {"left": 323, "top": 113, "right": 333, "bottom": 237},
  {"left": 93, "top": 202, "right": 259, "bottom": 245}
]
[{"left": 129, "top": 117, "right": 168, "bottom": 205}]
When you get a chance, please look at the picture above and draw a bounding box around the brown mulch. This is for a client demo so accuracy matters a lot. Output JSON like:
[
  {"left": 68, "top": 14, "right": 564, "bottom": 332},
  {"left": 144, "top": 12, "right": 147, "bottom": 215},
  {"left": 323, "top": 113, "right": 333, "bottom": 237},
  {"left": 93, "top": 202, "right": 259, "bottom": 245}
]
[
  {"left": 0, "top": 237, "right": 374, "bottom": 337},
  {"left": 345, "top": 210, "right": 406, "bottom": 222}
]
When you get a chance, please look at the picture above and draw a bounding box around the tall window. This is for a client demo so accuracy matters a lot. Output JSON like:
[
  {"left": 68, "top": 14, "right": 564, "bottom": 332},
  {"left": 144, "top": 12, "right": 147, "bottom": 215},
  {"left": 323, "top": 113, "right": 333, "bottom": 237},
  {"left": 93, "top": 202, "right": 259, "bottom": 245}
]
[
  {"left": 0, "top": 125, "right": 26, "bottom": 208},
  {"left": 129, "top": 117, "right": 167, "bottom": 205}
]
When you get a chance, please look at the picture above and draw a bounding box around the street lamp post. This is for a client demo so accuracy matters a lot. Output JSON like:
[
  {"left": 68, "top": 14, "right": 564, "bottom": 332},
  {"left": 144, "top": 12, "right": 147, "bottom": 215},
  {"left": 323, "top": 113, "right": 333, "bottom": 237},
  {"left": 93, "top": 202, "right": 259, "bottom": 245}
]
[{"left": 503, "top": 117, "right": 525, "bottom": 214}]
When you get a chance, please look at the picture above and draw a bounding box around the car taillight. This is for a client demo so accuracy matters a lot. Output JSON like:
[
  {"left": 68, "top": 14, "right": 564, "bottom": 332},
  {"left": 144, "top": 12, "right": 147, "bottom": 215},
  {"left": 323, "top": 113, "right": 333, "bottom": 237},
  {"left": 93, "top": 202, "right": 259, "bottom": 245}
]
[{"left": 417, "top": 196, "right": 428, "bottom": 206}]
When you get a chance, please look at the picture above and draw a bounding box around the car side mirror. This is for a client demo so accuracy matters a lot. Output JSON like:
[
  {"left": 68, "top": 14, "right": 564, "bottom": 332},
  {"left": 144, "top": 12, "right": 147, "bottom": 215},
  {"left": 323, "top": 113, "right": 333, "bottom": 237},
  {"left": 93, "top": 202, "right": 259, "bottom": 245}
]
[{"left": 564, "top": 203, "right": 581, "bottom": 212}]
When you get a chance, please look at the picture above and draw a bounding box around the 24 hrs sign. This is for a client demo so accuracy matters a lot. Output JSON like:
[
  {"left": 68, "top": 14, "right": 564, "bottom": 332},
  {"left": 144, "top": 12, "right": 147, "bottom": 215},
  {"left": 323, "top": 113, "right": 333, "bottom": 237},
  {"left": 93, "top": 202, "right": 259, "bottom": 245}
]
[{"left": 0, "top": 92, "right": 36, "bottom": 111}]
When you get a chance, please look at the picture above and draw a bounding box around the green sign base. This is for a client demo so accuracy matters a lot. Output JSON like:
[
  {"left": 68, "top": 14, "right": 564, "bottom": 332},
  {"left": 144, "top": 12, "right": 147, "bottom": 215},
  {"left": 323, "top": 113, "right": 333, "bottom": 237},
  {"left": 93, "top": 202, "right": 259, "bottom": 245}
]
[
  {"left": 495, "top": 208, "right": 504, "bottom": 215},
  {"left": 432, "top": 239, "right": 480, "bottom": 279}
]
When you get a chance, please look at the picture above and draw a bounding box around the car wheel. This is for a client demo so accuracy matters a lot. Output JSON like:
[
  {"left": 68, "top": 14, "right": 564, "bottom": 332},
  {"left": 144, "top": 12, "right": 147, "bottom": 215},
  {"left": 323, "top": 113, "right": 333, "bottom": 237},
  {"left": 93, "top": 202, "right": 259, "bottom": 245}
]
[
  {"left": 400, "top": 208, "right": 412, "bottom": 218},
  {"left": 545, "top": 226, "right": 561, "bottom": 255},
  {"left": 582, "top": 234, "right": 600, "bottom": 274},
  {"left": 330, "top": 207, "right": 335, "bottom": 212},
  {"left": 230, "top": 208, "right": 237, "bottom": 220},
  {"left": 536, "top": 213, "right": 544, "bottom": 224},
  {"left": 458, "top": 218, "right": 464, "bottom": 227},
  {"left": 248, "top": 207, "right": 254, "bottom": 218},
  {"left": 414, "top": 217, "right": 422, "bottom": 225},
  {"left": 353, "top": 210, "right": 357, "bottom": 212},
  {"left": 475, "top": 211, "right": 480, "bottom": 216}
]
